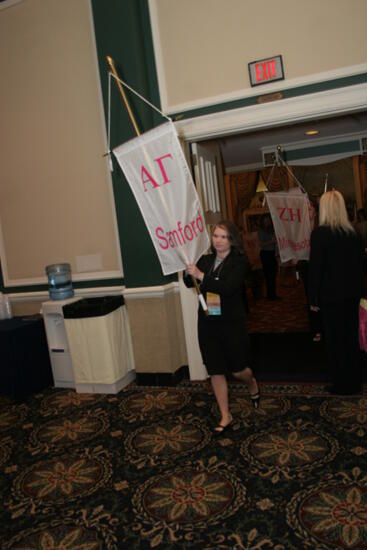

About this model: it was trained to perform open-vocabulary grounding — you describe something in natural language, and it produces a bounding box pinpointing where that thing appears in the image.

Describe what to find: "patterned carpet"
[247,269,309,333]
[1,382,367,549]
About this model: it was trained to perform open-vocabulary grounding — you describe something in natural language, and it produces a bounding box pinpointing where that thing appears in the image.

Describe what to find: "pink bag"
[359,298,367,352]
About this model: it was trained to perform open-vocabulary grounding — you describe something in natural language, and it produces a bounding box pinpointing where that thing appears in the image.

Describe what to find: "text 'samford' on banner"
[113,121,210,275]
[266,189,312,263]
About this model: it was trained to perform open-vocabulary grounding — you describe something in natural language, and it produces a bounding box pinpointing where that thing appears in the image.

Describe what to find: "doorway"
[185,116,367,380]
[177,91,367,378]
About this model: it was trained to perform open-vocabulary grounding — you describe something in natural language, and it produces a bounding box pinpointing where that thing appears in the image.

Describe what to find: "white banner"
[266,189,311,263]
[113,122,210,275]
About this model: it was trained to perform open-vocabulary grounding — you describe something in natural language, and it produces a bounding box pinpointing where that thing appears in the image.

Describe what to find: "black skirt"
[198,317,250,376]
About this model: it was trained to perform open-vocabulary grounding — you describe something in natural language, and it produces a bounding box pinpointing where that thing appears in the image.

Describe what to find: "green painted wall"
[91,0,174,288]
[284,141,360,163]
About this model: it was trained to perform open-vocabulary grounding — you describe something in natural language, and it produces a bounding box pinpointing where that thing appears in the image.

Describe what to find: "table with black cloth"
[0,316,53,401]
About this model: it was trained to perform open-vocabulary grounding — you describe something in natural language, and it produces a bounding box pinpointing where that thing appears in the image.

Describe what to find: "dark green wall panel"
[91,0,174,287]
[284,140,360,162]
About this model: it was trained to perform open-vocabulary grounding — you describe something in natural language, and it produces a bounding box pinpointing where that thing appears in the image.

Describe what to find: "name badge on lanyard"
[206,292,221,316]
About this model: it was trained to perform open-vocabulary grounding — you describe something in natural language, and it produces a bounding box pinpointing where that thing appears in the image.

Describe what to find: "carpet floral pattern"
[1,382,367,549]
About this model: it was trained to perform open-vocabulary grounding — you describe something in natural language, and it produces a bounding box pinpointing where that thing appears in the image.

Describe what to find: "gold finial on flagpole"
[106,55,141,137]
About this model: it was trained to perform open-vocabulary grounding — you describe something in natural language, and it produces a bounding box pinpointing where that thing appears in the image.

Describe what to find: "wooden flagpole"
[106,55,207,310]
[106,56,140,137]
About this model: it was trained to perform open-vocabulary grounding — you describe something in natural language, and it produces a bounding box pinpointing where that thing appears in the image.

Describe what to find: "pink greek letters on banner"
[113,122,210,275]
[277,207,301,223]
[141,154,172,191]
[266,190,311,263]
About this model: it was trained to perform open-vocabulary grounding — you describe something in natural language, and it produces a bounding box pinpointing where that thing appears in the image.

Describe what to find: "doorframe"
[174,83,367,142]
[176,82,367,380]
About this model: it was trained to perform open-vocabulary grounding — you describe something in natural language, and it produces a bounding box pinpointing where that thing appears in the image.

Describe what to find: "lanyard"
[207,256,226,279]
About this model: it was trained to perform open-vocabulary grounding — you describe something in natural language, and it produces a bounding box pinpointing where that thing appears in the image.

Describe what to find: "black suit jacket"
[184,250,250,321]
[308,225,364,306]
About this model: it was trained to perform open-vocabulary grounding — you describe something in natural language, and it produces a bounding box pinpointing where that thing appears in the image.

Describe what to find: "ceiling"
[217,110,367,172]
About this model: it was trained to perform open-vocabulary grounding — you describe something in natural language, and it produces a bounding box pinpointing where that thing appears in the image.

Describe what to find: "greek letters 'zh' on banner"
[266,189,311,263]
[113,122,210,275]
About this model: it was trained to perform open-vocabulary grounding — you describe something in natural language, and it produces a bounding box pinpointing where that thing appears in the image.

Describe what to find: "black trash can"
[63,295,124,319]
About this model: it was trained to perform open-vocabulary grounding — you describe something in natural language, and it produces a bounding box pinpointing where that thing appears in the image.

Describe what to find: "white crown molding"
[261,133,365,167]
[174,83,367,142]
[163,64,367,115]
[228,133,365,172]
[261,131,366,155]
[8,286,125,302]
[2,270,123,288]
[287,153,357,167]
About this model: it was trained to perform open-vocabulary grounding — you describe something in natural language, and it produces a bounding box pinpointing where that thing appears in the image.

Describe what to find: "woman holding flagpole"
[184,220,260,434]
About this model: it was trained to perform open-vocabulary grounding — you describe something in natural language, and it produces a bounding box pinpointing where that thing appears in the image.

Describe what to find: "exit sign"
[248,55,284,87]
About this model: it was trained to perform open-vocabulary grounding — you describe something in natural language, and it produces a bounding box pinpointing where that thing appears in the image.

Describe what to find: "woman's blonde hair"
[319,190,354,233]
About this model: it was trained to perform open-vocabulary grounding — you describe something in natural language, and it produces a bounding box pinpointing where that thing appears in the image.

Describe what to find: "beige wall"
[125,290,187,374]
[150,0,367,111]
[0,0,121,285]
[11,299,44,317]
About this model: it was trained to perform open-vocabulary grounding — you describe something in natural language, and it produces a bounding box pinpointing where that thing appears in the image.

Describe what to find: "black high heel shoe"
[250,389,261,409]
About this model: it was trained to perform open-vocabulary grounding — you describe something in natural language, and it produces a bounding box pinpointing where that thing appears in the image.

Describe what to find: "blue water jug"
[45,263,74,301]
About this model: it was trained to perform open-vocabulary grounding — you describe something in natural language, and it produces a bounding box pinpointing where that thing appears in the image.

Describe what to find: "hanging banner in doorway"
[265,189,311,263]
[113,121,210,275]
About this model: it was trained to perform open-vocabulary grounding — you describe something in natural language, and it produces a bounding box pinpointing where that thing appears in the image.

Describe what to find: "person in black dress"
[308,190,364,395]
[184,220,260,434]
[297,199,322,342]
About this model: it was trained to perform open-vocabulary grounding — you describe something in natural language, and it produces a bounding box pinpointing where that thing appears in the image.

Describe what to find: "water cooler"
[41,297,80,388]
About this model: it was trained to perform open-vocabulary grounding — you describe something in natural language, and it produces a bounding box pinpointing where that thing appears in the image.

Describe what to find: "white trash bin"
[63,296,135,393]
